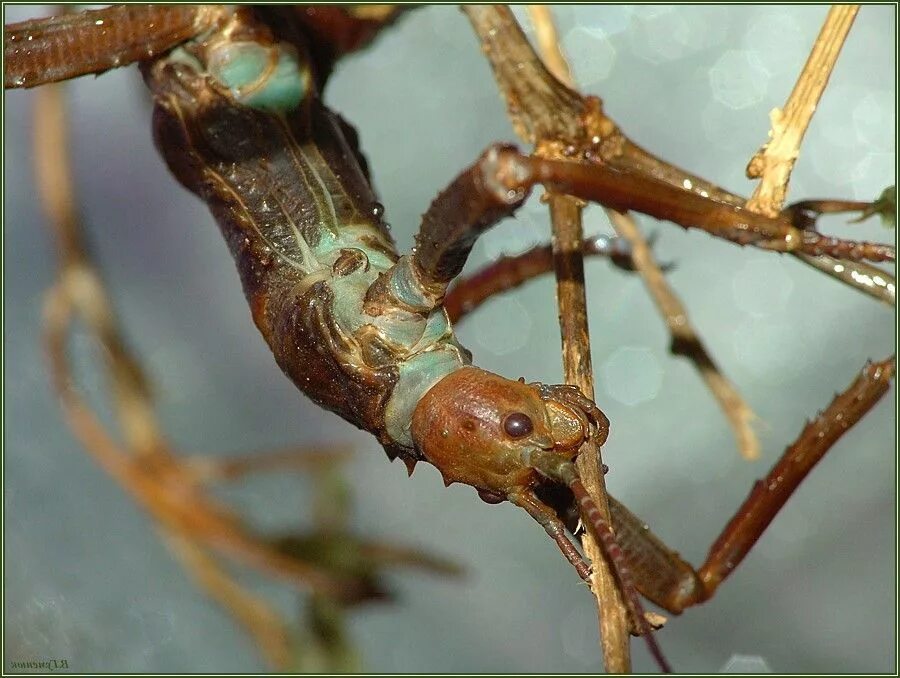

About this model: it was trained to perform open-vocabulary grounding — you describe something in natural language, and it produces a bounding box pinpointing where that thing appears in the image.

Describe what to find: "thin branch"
[186,445,354,483]
[547,201,635,674]
[605,209,760,460]
[162,532,292,670]
[526,5,635,671]
[745,5,860,216]
[527,5,575,89]
[740,7,894,309]
[527,4,759,461]
[467,4,633,670]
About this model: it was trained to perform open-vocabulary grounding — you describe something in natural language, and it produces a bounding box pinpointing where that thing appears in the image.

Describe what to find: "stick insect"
[3,3,896,676]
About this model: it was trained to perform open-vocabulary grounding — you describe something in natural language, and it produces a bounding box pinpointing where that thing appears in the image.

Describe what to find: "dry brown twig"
[464,5,633,671]
[746,5,860,216]
[604,210,761,461]
[743,7,884,307]
[528,6,760,462]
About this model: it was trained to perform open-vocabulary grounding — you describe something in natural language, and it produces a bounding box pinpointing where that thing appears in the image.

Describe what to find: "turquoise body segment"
[384,348,469,447]
[208,41,308,112]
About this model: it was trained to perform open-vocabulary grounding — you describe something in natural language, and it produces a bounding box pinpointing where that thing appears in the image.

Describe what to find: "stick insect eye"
[503,412,534,438]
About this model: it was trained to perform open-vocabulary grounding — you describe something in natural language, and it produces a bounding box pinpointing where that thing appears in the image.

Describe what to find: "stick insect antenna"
[569,475,672,673]
[527,452,671,674]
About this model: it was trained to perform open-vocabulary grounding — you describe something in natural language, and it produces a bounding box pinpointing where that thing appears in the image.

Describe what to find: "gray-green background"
[5,5,896,673]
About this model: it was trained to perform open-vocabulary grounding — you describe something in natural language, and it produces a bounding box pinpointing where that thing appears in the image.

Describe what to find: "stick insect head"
[410,368,672,671]
[410,366,609,498]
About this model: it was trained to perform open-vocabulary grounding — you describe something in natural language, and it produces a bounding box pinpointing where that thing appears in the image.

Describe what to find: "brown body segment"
[143,12,404,454]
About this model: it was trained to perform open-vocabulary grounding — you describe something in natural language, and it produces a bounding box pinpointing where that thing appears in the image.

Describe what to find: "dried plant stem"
[163,532,292,669]
[550,199,633,673]
[41,277,305,667]
[187,445,354,482]
[746,5,859,216]
[527,5,575,89]
[466,5,631,670]
[526,7,632,669]
[741,7,885,312]
[605,209,760,460]
[529,4,760,462]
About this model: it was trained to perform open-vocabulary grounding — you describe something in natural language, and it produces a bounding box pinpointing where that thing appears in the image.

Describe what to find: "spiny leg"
[4,5,225,89]
[372,143,892,318]
[365,144,530,314]
[442,234,666,324]
[521,451,673,673]
[508,489,592,583]
[608,357,896,614]
[367,142,674,315]
[568,478,671,673]
[515,149,895,263]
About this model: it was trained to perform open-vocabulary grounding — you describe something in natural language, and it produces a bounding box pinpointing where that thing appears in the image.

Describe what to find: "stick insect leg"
[609,357,896,614]
[365,144,534,315]
[518,149,894,262]
[371,143,890,318]
[443,235,671,325]
[4,5,224,89]
[508,489,592,583]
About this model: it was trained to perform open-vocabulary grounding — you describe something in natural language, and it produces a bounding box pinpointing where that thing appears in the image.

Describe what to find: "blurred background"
[4,5,896,673]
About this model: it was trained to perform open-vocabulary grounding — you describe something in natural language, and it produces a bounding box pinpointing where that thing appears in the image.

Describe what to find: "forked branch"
[745,5,860,216]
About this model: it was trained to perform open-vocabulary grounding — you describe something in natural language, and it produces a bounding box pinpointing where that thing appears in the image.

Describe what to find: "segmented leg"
[564,472,671,673]
[518,446,672,672]
[796,253,895,306]
[799,232,895,262]
[373,144,892,317]
[4,5,225,89]
[442,235,662,323]
[514,148,895,263]
[508,489,592,582]
[608,357,896,614]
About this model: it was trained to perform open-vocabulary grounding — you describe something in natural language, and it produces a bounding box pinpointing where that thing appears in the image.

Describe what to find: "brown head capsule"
[409,366,606,496]
[409,366,672,672]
